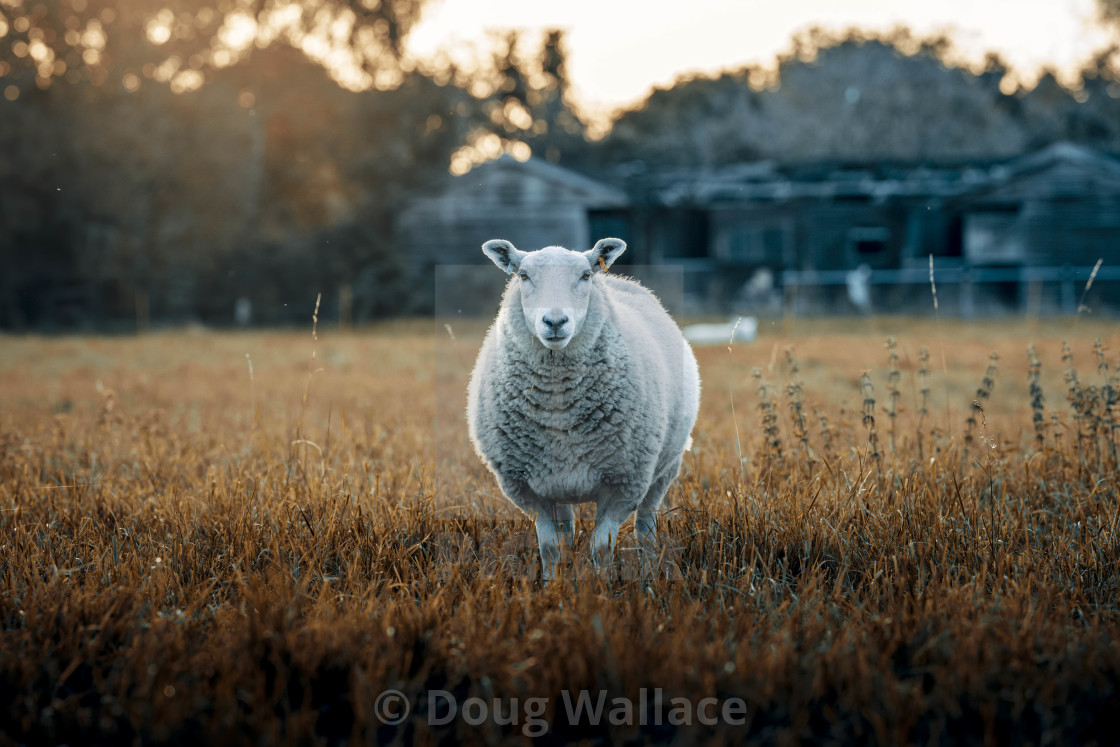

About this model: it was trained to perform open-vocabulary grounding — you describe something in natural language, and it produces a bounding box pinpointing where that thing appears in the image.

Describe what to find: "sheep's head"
[483,238,627,350]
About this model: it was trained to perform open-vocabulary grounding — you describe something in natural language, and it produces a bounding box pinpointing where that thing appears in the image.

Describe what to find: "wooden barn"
[945,143,1120,269]
[619,142,1120,313]
[394,143,1120,314]
[394,154,629,273]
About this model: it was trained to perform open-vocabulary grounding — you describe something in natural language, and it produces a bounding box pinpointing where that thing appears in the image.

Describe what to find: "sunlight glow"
[218,12,258,53]
[449,133,532,175]
[147,23,170,44]
[329,10,355,43]
[406,0,1115,122]
[257,3,301,46]
[146,8,174,45]
[28,39,49,62]
[81,20,105,51]
[503,99,533,130]
[300,32,330,60]
[153,55,181,83]
[28,34,56,80]
[170,69,204,94]
[134,0,416,95]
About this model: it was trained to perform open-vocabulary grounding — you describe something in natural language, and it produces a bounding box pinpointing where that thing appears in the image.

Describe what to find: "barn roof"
[950,142,1120,204]
[1001,142,1120,179]
[637,142,1120,206]
[420,155,629,208]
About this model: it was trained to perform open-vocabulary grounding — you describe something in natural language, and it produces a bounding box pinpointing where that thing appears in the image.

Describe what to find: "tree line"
[2,0,1119,328]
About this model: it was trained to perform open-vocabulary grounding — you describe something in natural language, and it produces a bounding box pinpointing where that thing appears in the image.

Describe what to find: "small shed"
[623,142,1120,312]
[395,155,629,272]
[946,142,1120,268]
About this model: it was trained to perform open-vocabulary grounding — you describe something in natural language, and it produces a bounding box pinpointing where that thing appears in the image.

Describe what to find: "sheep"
[682,316,758,346]
[467,238,701,580]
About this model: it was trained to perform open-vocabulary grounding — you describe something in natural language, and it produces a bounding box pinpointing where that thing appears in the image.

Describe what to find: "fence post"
[783,279,797,319]
[339,283,353,329]
[135,290,150,333]
[1060,264,1076,314]
[959,267,974,319]
[1025,278,1042,318]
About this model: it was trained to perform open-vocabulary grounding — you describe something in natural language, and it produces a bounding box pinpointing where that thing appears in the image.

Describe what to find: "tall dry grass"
[1,317,1118,745]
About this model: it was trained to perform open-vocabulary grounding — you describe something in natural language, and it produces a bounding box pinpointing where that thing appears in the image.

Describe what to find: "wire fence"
[778,263,1117,317]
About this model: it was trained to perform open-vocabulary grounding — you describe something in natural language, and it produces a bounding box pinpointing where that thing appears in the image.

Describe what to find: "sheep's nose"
[542,313,569,331]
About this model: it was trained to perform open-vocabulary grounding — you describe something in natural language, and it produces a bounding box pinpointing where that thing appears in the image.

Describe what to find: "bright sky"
[406,0,1113,119]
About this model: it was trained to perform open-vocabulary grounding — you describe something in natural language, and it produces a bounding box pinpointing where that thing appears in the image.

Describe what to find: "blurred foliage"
[1102,0,1120,27]
[0,0,429,94]
[2,7,1120,328]
[483,29,589,164]
[594,26,1120,169]
[0,1,590,328]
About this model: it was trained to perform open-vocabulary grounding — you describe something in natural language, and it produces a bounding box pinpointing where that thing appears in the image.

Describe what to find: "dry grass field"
[1,315,1119,745]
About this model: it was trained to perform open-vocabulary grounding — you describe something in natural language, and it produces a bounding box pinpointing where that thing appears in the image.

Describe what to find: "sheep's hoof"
[660,559,684,582]
[590,555,617,582]
[539,563,561,584]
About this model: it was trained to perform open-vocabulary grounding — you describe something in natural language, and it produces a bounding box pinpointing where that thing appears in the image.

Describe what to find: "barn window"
[964,206,1023,264]
[846,227,891,267]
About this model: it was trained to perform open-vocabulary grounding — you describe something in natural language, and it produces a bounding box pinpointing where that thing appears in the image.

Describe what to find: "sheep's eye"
[580,271,591,281]
[519,272,529,281]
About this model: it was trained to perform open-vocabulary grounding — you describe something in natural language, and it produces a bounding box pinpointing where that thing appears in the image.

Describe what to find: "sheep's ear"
[585,238,626,272]
[482,239,526,274]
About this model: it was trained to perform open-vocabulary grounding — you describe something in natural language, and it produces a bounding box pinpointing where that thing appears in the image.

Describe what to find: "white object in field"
[467,238,701,581]
[682,316,758,345]
[234,297,252,326]
[846,264,873,312]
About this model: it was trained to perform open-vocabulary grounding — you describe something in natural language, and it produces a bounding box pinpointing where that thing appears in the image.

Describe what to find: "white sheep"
[467,238,701,579]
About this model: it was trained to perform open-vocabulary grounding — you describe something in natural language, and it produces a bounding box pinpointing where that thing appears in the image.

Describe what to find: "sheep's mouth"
[540,334,571,349]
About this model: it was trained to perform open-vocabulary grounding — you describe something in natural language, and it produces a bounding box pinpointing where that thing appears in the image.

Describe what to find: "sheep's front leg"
[634,507,657,545]
[534,503,575,582]
[495,478,573,582]
[591,498,639,575]
[635,470,676,547]
[633,506,661,580]
[590,520,619,574]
